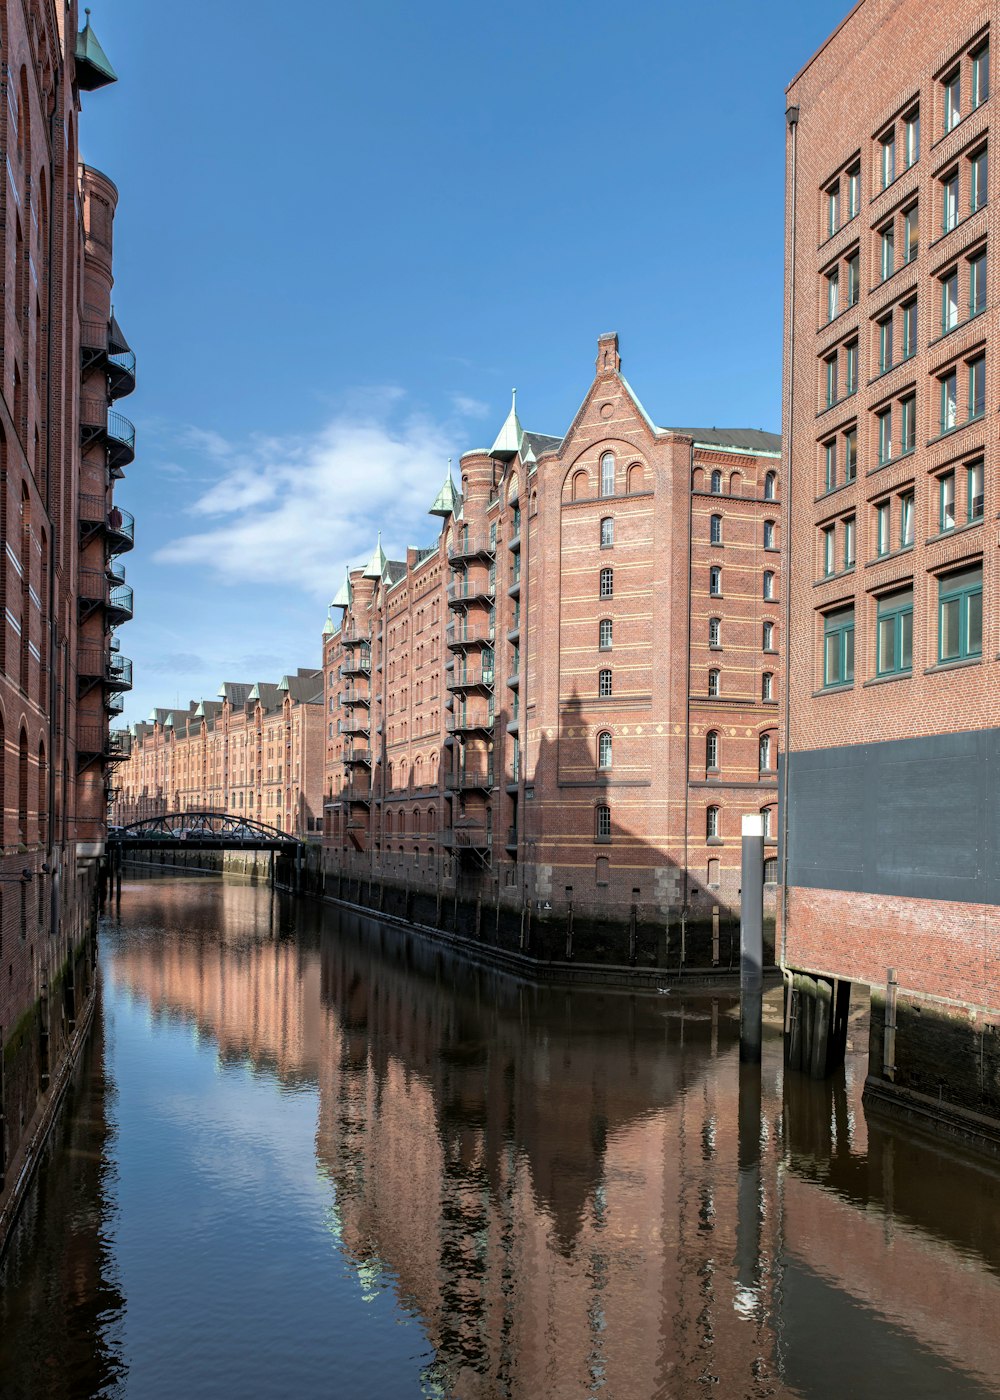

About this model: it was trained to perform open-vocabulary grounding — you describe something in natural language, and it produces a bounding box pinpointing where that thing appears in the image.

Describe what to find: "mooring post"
[269,850,275,888]
[0,1021,6,1191]
[565,896,574,961]
[883,967,898,1082]
[735,1059,763,1303]
[712,904,720,966]
[740,814,764,1064]
[114,846,122,909]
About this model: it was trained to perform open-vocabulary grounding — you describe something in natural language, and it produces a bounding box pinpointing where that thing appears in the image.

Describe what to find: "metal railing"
[80,398,136,468]
[340,654,371,676]
[445,666,494,690]
[78,494,136,551]
[76,725,132,759]
[344,749,372,766]
[445,769,494,790]
[445,710,494,733]
[339,688,370,706]
[450,826,492,849]
[447,533,496,563]
[445,621,496,648]
[78,567,106,602]
[447,577,495,603]
[108,582,134,622]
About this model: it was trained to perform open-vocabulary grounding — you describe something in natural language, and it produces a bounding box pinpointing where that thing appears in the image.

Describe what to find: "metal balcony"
[445,710,494,736]
[80,396,136,474]
[78,494,136,554]
[339,688,370,707]
[107,652,133,691]
[344,749,372,767]
[448,826,492,850]
[445,768,494,792]
[445,620,496,650]
[80,318,137,400]
[107,556,126,586]
[446,576,495,607]
[108,582,134,625]
[340,627,369,647]
[76,725,132,763]
[106,691,125,716]
[448,532,496,564]
[340,654,371,677]
[341,716,370,738]
[445,666,494,692]
[342,785,371,805]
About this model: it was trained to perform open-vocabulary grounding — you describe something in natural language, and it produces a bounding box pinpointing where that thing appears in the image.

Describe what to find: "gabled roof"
[663,426,782,455]
[283,669,324,704]
[384,560,407,585]
[217,682,254,707]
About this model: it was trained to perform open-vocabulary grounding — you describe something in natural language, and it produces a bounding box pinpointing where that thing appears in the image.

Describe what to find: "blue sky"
[80,0,850,725]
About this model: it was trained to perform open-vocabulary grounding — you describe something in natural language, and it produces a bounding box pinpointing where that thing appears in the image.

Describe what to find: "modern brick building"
[322,335,782,963]
[117,668,325,839]
[783,1,1000,1129]
[0,3,134,1213]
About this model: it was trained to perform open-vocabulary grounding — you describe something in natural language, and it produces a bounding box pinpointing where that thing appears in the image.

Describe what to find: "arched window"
[763,620,775,650]
[600,568,613,598]
[707,805,721,839]
[761,806,776,839]
[385,810,393,835]
[710,470,722,494]
[627,463,645,494]
[764,519,776,548]
[707,857,720,887]
[37,739,47,847]
[600,517,614,547]
[710,514,723,544]
[599,669,612,697]
[595,805,611,841]
[600,453,615,498]
[18,727,28,844]
[762,671,774,701]
[598,731,612,769]
[760,731,776,773]
[706,730,719,770]
[709,617,721,647]
[709,566,722,596]
[572,469,588,501]
[764,471,777,501]
[763,570,776,600]
[708,669,720,697]
[729,471,743,495]
[764,856,778,884]
[599,618,613,650]
[413,808,421,834]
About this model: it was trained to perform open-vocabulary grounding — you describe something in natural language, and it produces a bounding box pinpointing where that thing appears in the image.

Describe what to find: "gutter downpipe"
[681,438,694,967]
[779,103,800,973]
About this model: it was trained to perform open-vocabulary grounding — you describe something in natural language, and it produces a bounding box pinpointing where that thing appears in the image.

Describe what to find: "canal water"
[1,877,1000,1400]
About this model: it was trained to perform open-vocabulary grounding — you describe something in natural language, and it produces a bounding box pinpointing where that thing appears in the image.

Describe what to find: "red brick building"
[323,335,782,962]
[783,1,1000,1129]
[117,669,325,840]
[0,3,134,1212]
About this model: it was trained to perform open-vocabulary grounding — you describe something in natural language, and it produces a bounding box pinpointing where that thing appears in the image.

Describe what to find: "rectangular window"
[877,407,893,464]
[942,170,959,232]
[827,184,840,237]
[847,252,860,306]
[825,439,837,492]
[901,298,918,359]
[900,490,914,547]
[942,268,960,331]
[823,607,855,687]
[970,250,987,316]
[600,517,614,547]
[944,70,961,132]
[900,394,916,454]
[822,526,835,576]
[939,564,983,661]
[844,514,856,568]
[709,566,721,596]
[940,371,958,432]
[827,267,840,321]
[881,131,896,188]
[903,203,919,262]
[968,459,985,520]
[940,471,956,530]
[825,354,838,407]
[847,163,861,218]
[845,340,858,395]
[596,805,611,840]
[971,147,988,211]
[877,588,914,676]
[880,225,895,280]
[969,353,986,419]
[878,315,894,373]
[876,500,891,555]
[844,427,858,482]
[904,109,920,168]
[972,43,990,109]
[598,669,613,697]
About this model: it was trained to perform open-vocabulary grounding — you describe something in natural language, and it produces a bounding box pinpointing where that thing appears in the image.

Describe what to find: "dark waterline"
[1,875,999,1399]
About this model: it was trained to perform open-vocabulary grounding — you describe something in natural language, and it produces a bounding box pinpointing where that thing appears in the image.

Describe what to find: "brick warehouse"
[116,669,325,840]
[322,334,782,966]
[783,1,1000,1133]
[0,2,135,1219]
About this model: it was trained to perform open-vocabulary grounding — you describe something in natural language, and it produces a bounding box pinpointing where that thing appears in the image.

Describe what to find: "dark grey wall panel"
[786,728,999,905]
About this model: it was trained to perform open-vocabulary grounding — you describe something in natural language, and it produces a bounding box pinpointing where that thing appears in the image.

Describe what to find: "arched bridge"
[107,812,303,853]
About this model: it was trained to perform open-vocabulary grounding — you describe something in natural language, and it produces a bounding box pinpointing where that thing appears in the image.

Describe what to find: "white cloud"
[154,397,458,599]
[450,393,490,420]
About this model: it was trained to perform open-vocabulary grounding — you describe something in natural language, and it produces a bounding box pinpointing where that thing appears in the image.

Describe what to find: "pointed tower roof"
[75,9,118,91]
[322,610,336,636]
[490,389,523,460]
[429,460,460,518]
[331,569,352,610]
[362,532,387,580]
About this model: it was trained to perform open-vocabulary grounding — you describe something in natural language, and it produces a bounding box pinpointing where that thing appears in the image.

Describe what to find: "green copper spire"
[429,459,460,518]
[362,532,387,580]
[490,388,522,460]
[331,569,352,610]
[75,9,118,91]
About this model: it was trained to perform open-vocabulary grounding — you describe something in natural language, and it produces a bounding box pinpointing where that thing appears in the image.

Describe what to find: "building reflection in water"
[105,881,1000,1399]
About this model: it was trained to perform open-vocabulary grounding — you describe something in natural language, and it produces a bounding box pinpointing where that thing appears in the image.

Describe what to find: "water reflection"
[2,877,1000,1399]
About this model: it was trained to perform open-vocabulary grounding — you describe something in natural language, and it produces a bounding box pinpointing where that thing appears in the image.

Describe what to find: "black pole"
[740,814,764,1063]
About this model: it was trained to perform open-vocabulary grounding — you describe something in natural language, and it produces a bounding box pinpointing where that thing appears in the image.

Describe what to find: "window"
[710,513,723,544]
[942,169,959,232]
[763,619,775,651]
[844,514,856,568]
[599,617,613,650]
[903,203,919,263]
[761,807,775,840]
[827,184,840,237]
[827,267,840,321]
[878,315,894,373]
[942,268,960,332]
[971,146,988,211]
[709,566,722,596]
[939,564,983,661]
[970,250,987,316]
[904,108,920,168]
[598,731,612,769]
[900,491,914,547]
[600,516,614,547]
[880,224,894,280]
[823,607,855,687]
[845,426,858,482]
[825,353,838,407]
[876,587,914,676]
[596,805,611,841]
[900,394,916,454]
[877,407,893,465]
[598,668,612,698]
[763,570,776,600]
[706,730,719,770]
[847,163,861,218]
[759,733,773,772]
[972,42,990,109]
[824,439,837,492]
[876,499,891,556]
[764,857,778,885]
[708,617,721,647]
[968,459,985,520]
[600,453,615,497]
[763,521,775,550]
[710,470,722,494]
[845,339,858,396]
[764,471,776,501]
[600,567,613,598]
[707,857,720,888]
[822,526,835,576]
[940,371,958,433]
[706,806,720,840]
[762,672,774,702]
[708,668,720,697]
[969,353,986,419]
[880,130,896,189]
[901,299,918,359]
[944,69,961,132]
[596,856,610,886]
[847,251,860,306]
[940,471,956,531]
